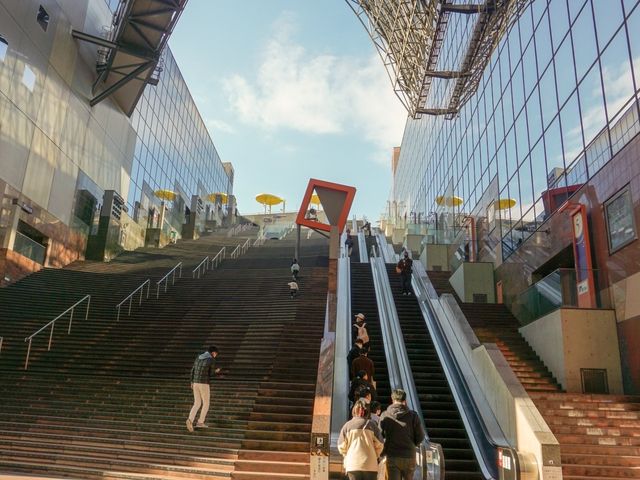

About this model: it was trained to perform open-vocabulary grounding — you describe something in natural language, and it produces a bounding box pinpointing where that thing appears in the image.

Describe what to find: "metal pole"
[116,305,121,322]
[25,339,32,370]
[68,308,74,334]
[85,296,91,321]
[128,296,133,315]
[48,322,54,351]
[139,287,143,305]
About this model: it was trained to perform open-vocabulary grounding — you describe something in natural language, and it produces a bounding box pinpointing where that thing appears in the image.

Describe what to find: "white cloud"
[222,13,407,161]
[206,118,236,134]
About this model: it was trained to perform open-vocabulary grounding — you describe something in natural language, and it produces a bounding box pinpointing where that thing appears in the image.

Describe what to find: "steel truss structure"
[72,0,188,116]
[346,0,531,118]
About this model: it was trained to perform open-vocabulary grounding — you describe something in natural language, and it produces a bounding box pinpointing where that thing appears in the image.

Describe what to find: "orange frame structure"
[295,179,356,233]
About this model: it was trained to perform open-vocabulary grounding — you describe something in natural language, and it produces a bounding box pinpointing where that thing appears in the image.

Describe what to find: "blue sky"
[169,0,408,222]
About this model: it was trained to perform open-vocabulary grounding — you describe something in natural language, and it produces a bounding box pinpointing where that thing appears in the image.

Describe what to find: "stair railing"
[240,238,250,255]
[253,236,265,247]
[229,243,241,259]
[211,247,226,268]
[115,279,150,321]
[156,262,182,298]
[0,336,3,354]
[192,256,209,279]
[24,295,91,370]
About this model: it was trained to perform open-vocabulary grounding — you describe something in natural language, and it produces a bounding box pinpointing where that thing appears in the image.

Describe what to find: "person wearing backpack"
[396,251,413,296]
[338,399,384,480]
[291,258,300,280]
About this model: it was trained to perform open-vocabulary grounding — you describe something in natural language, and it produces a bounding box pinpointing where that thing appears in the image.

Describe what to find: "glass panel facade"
[393,0,640,260]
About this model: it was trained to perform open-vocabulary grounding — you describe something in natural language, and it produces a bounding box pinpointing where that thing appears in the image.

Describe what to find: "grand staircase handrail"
[156,262,182,298]
[240,238,251,255]
[229,243,241,259]
[115,279,150,321]
[412,261,523,479]
[23,294,91,370]
[369,255,443,480]
[192,256,210,279]
[211,246,226,267]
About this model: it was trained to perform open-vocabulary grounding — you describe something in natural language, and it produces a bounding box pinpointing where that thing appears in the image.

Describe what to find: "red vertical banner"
[571,204,596,308]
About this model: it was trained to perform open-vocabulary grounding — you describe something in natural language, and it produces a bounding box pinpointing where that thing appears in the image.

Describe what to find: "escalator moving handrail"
[370,257,442,480]
[413,263,505,480]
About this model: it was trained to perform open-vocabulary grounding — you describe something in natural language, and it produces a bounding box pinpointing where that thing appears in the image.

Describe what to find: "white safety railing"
[211,247,226,268]
[24,295,91,370]
[229,243,241,259]
[116,279,150,321]
[156,262,182,298]
[253,235,266,247]
[192,256,209,279]
[240,238,250,255]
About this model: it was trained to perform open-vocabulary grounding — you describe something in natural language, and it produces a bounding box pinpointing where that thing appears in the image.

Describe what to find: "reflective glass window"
[559,92,583,166]
[578,64,607,146]
[535,11,553,71]
[600,28,635,121]
[522,42,538,99]
[554,36,576,105]
[592,0,624,47]
[572,4,598,81]
[626,4,640,91]
[538,64,558,128]
[527,90,543,146]
[549,0,570,51]
[568,0,588,23]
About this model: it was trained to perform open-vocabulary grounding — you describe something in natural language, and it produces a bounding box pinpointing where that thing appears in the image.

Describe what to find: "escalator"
[385,264,484,480]
[350,263,391,407]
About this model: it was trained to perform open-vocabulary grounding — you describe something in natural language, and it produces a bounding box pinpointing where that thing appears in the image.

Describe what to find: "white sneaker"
[195,423,209,429]
[186,419,194,432]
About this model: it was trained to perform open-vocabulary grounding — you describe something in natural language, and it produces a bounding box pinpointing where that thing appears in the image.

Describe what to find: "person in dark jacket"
[347,338,364,377]
[380,389,425,480]
[349,370,377,403]
[396,252,413,296]
[351,348,375,385]
[186,345,220,432]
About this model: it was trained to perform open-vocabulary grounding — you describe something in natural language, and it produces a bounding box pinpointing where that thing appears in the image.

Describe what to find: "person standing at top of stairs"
[186,345,220,432]
[396,252,413,296]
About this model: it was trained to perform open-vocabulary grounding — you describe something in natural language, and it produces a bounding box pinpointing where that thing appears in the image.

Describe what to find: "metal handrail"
[0,336,3,354]
[156,262,183,298]
[253,236,265,247]
[116,279,150,321]
[24,295,91,370]
[229,243,241,259]
[211,247,226,268]
[241,238,250,255]
[192,256,209,279]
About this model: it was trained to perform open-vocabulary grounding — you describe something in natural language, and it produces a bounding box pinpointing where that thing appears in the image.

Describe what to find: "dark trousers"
[386,456,416,480]
[401,273,412,294]
[347,472,377,480]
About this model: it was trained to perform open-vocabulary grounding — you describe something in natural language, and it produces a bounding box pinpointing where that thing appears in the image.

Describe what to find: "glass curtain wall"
[394,0,640,259]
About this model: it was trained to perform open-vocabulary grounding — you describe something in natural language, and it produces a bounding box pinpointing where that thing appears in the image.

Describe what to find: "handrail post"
[48,322,54,351]
[67,307,74,334]
[0,336,3,354]
[116,305,121,322]
[25,339,32,370]
[85,296,91,321]
[128,295,133,315]
[157,284,160,299]
[139,286,144,305]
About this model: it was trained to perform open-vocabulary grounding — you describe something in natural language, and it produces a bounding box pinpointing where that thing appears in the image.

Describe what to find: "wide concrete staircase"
[428,270,640,479]
[0,229,328,479]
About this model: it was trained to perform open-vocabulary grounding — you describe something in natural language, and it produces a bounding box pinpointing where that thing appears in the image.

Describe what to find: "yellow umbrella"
[494,198,517,210]
[255,193,284,213]
[208,192,228,204]
[435,195,463,207]
[154,189,176,201]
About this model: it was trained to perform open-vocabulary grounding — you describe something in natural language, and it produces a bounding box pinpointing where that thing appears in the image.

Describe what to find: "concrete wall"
[520,308,623,393]
[450,262,496,303]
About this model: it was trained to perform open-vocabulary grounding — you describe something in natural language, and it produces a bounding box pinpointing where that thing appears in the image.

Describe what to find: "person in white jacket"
[338,399,384,480]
